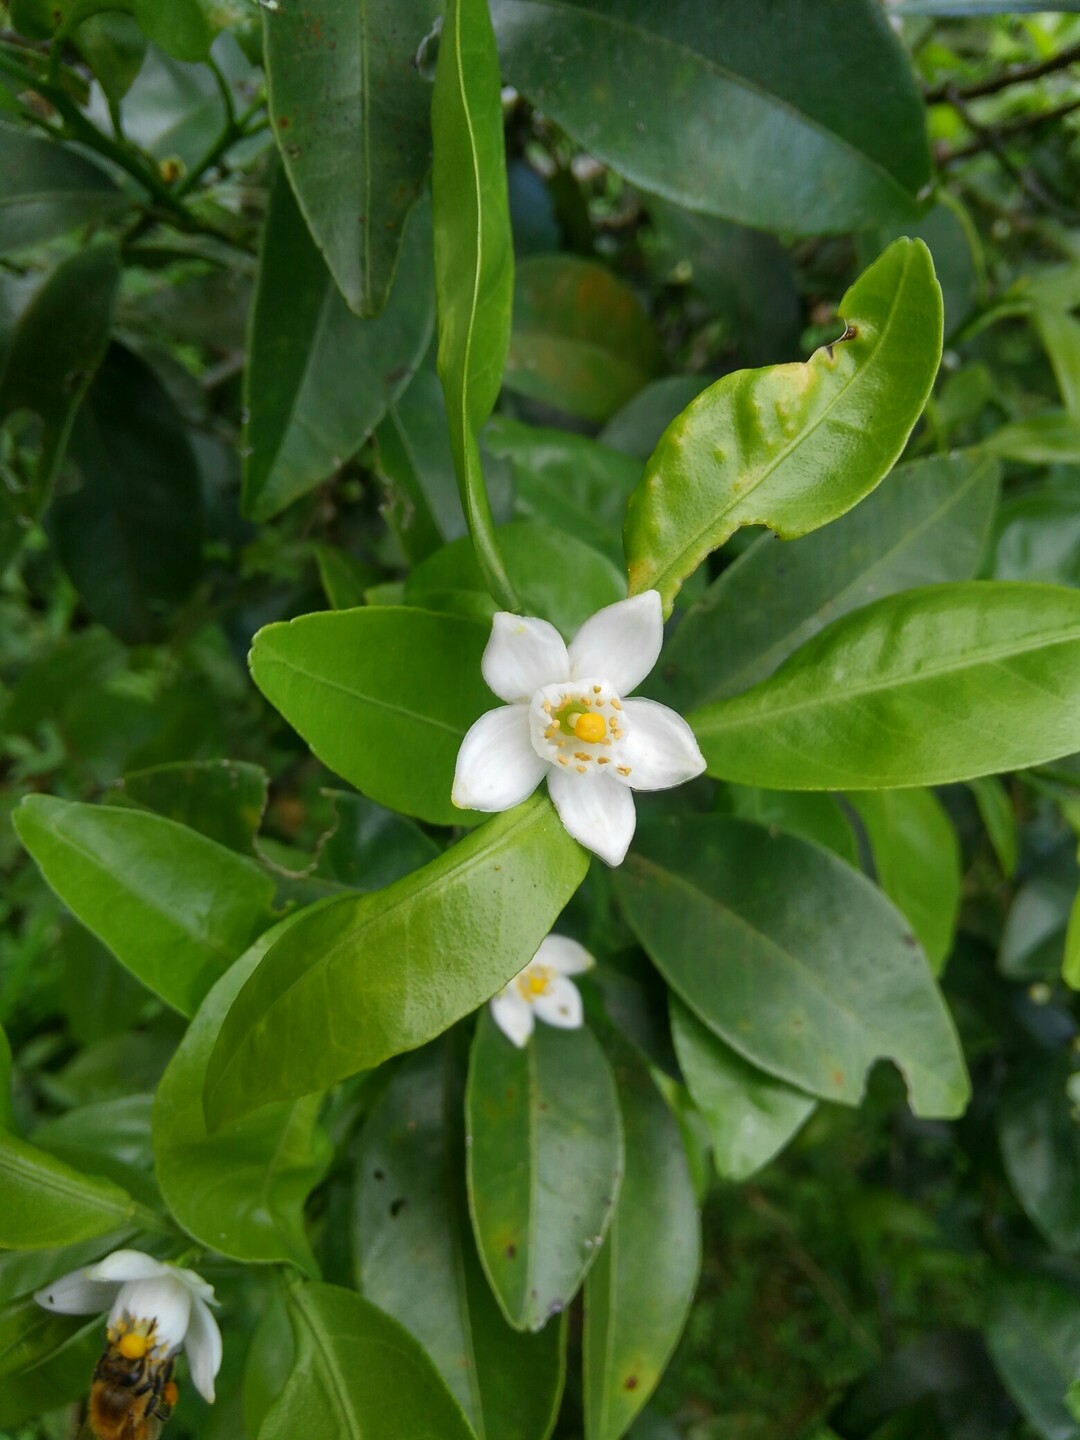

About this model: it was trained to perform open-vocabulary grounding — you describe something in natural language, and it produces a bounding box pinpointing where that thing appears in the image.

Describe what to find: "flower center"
[572,711,607,743]
[518,964,553,1001]
[119,1332,149,1361]
[529,678,628,774]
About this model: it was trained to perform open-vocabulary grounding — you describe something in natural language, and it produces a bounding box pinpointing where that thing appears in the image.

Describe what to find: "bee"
[79,1330,179,1440]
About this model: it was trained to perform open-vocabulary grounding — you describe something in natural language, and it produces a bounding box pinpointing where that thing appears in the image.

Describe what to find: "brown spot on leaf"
[624,1375,639,1391]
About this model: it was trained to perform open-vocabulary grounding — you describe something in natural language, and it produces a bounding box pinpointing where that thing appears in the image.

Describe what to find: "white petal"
[184,1295,223,1403]
[547,768,637,867]
[170,1264,217,1307]
[110,1275,192,1355]
[482,612,570,702]
[85,1250,172,1285]
[452,705,546,812]
[533,974,584,1029]
[491,989,535,1047]
[568,591,662,695]
[34,1270,119,1315]
[534,934,594,975]
[614,699,707,791]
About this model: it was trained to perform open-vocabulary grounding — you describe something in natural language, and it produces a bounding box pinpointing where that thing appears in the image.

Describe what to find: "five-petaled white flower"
[452,590,706,866]
[491,934,594,1047]
[35,1249,222,1403]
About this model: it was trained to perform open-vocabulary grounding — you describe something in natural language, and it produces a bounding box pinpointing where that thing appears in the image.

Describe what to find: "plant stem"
[924,40,1080,104]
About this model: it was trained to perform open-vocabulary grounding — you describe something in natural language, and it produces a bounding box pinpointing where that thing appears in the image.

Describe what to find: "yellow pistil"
[119,1332,150,1361]
[573,711,607,744]
[520,966,553,999]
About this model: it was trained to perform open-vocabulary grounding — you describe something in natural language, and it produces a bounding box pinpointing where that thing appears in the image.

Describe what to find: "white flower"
[491,934,594,1047]
[452,591,706,866]
[35,1249,222,1403]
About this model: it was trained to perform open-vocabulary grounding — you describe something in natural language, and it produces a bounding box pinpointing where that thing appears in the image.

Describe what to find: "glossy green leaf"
[994,486,1080,588]
[32,1095,159,1210]
[487,417,642,567]
[504,256,662,422]
[467,1012,622,1331]
[406,523,626,639]
[205,794,589,1127]
[655,452,1000,711]
[51,343,203,644]
[849,789,961,974]
[670,999,816,1183]
[314,791,440,891]
[375,362,468,551]
[986,1273,1080,1440]
[689,582,1080,791]
[1036,310,1080,419]
[74,13,147,104]
[314,545,379,610]
[583,1034,700,1440]
[154,912,332,1272]
[491,0,930,234]
[968,775,1019,878]
[725,786,858,866]
[134,0,214,59]
[243,169,435,521]
[0,126,127,253]
[999,1059,1080,1255]
[0,241,120,554]
[0,1025,12,1133]
[108,760,269,855]
[260,1281,477,1440]
[14,796,276,1018]
[0,1128,137,1249]
[625,239,943,611]
[432,0,518,610]
[356,1041,566,1437]
[1002,875,1072,984]
[59,924,148,1048]
[248,607,492,826]
[0,1298,100,1427]
[615,817,969,1116]
[263,0,441,317]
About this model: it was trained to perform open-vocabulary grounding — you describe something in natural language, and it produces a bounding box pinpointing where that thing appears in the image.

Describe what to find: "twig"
[943,84,1080,223]
[925,40,1080,104]
[941,95,1080,165]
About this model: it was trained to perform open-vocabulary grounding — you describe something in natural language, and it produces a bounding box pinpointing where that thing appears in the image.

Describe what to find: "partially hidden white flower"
[452,590,706,866]
[35,1249,222,1403]
[491,934,594,1047]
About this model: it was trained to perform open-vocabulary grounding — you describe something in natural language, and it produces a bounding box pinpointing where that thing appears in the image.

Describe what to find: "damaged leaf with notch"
[624,237,942,612]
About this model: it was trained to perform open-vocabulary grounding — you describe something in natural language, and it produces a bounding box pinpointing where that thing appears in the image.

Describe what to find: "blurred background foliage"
[4,3,1080,1438]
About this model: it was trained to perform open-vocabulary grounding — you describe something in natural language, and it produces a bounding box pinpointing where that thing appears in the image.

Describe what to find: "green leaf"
[314,791,440,891]
[0,1128,136,1249]
[14,796,276,1018]
[248,607,492,827]
[583,1034,700,1440]
[487,417,643,568]
[134,0,214,60]
[0,1298,100,1427]
[599,377,709,461]
[504,256,662,422]
[314,545,379,610]
[75,14,147,104]
[0,241,120,555]
[356,1041,566,1438]
[689,582,1080,791]
[260,1281,478,1440]
[999,1059,1080,1255]
[406,523,626,639]
[467,1012,623,1331]
[0,126,127,253]
[1035,309,1080,420]
[725,787,858,866]
[849,789,961,974]
[263,0,441,317]
[50,343,203,644]
[492,0,931,235]
[615,816,969,1117]
[204,794,589,1127]
[980,413,1080,466]
[655,452,1000,712]
[986,1273,1080,1440]
[625,238,943,611]
[243,169,435,522]
[968,775,1019,879]
[0,1232,131,1310]
[432,0,518,610]
[375,362,468,551]
[32,1095,159,1210]
[0,1025,12,1133]
[108,760,269,855]
[670,999,816,1183]
[154,911,332,1272]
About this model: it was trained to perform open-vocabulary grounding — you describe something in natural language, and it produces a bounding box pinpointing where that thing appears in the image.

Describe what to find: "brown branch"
[942,84,1080,222]
[925,40,1080,104]
[941,95,1080,165]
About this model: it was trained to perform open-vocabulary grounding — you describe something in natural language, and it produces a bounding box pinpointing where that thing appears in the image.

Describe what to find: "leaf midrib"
[257,646,465,737]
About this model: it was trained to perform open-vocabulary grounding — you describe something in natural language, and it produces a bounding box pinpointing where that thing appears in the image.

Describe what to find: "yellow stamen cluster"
[519,965,553,1000]
[539,689,629,773]
[119,1332,150,1361]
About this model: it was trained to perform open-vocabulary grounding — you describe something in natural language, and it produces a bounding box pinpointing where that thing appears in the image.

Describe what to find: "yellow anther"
[592,685,602,694]
[597,756,610,764]
[617,765,632,776]
[576,765,587,773]
[119,1333,149,1361]
[164,1381,179,1407]
[573,712,607,744]
[610,699,622,710]
[573,752,591,762]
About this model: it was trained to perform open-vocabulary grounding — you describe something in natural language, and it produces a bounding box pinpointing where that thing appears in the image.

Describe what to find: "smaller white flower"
[35,1249,222,1403]
[490,934,595,1047]
[452,590,706,866]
